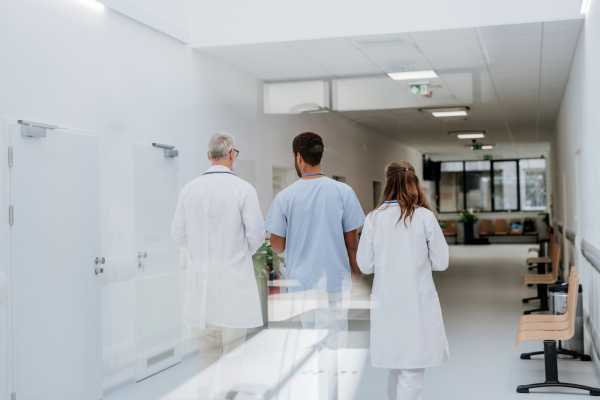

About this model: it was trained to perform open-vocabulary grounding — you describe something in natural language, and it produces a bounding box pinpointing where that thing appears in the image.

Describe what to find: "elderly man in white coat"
[171,132,266,378]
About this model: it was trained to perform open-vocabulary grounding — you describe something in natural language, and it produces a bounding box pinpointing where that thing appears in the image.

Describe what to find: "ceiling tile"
[543,30,580,45]
[410,28,476,42]
[430,58,486,70]
[286,38,355,51]
[425,49,484,61]
[482,34,541,49]
[477,22,542,38]
[416,40,480,53]
[228,42,295,55]
[543,19,583,33]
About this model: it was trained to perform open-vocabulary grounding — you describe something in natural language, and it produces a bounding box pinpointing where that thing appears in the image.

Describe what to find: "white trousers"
[295,290,351,400]
[387,368,425,400]
[198,324,247,372]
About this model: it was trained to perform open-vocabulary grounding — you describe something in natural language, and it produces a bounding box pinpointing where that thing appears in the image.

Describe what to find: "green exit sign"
[409,83,430,96]
[483,155,493,160]
[471,144,483,150]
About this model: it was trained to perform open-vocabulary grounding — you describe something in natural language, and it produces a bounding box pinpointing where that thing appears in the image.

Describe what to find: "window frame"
[435,158,545,214]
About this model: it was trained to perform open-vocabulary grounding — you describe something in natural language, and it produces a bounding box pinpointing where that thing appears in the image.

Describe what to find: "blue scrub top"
[264,176,365,293]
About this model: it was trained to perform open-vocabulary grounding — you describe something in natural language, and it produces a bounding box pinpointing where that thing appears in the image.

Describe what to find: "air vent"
[147,348,174,367]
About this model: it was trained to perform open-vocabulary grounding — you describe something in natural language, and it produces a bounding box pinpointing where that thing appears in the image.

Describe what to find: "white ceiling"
[197,19,582,159]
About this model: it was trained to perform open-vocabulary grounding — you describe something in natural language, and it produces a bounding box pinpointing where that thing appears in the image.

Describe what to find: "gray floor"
[105,244,600,400]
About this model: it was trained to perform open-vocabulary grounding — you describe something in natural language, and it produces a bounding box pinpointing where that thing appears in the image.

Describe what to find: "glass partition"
[493,161,519,211]
[519,159,547,211]
[439,162,464,212]
[465,161,491,211]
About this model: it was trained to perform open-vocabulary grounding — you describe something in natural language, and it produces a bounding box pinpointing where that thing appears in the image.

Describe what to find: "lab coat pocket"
[219,253,252,290]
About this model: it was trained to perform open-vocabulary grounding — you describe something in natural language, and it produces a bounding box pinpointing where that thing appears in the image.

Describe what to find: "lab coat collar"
[206,165,232,173]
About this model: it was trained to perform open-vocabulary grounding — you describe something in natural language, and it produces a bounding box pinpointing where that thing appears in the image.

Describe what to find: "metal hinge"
[9,205,14,226]
[8,147,13,167]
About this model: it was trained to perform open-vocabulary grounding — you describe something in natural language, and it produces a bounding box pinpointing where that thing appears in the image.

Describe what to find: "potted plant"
[252,240,284,328]
[458,209,479,244]
[538,211,550,227]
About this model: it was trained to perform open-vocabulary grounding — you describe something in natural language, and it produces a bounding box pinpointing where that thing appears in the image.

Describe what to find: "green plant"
[438,219,447,230]
[538,212,550,226]
[252,240,284,277]
[458,210,479,224]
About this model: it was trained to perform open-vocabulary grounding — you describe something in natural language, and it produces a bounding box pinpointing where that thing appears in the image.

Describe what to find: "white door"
[132,144,181,381]
[9,124,102,400]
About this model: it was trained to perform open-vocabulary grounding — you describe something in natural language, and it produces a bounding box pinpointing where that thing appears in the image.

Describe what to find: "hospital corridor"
[1,1,600,400]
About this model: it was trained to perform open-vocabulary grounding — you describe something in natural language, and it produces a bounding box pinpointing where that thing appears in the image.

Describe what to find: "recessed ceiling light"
[457,133,485,139]
[481,145,494,150]
[433,111,467,117]
[387,70,438,81]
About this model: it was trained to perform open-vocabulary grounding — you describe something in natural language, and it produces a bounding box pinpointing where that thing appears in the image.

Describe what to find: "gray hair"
[208,132,235,160]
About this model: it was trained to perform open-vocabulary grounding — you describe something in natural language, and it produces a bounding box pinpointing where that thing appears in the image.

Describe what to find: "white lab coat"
[357,205,449,369]
[171,165,266,330]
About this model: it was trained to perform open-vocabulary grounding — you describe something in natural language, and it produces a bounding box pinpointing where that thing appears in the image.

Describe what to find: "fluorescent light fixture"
[457,133,485,139]
[481,145,494,150]
[77,0,105,11]
[581,0,591,13]
[433,111,467,117]
[421,106,469,118]
[387,70,438,81]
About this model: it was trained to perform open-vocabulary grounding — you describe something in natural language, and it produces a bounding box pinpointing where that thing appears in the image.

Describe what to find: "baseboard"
[102,366,136,396]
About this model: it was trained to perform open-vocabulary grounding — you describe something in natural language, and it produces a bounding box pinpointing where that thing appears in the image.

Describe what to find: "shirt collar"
[206,165,232,173]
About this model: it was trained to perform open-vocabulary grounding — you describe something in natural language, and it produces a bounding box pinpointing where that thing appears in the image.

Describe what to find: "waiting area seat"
[479,220,493,236]
[495,219,508,235]
[442,220,457,244]
[515,267,600,395]
[522,237,559,314]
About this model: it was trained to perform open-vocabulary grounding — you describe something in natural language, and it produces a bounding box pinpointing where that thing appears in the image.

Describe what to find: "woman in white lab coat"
[357,160,449,400]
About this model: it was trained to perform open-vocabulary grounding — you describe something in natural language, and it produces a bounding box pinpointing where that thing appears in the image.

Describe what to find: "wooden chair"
[480,220,493,236]
[509,218,523,235]
[524,218,539,242]
[515,269,599,395]
[495,219,508,235]
[522,242,560,314]
[526,231,554,266]
[443,220,457,244]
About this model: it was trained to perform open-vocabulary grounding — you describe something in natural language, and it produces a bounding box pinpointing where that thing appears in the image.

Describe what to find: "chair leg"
[557,342,593,361]
[520,351,544,359]
[522,296,540,304]
[517,341,600,395]
[524,284,548,314]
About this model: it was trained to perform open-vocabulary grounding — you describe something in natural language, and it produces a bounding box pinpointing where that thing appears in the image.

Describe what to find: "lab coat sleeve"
[357,214,375,275]
[426,212,449,271]
[242,186,267,255]
[171,190,188,248]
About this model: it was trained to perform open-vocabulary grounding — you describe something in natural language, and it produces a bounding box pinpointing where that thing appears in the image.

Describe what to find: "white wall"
[190,0,583,47]
[553,1,600,372]
[0,0,421,396]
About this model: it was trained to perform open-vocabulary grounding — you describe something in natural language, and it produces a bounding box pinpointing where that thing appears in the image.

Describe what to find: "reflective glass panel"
[465,161,491,211]
[439,162,464,212]
[493,161,518,210]
[519,159,547,211]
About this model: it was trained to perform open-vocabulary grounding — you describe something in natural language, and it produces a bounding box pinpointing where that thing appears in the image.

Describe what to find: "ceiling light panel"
[432,111,467,117]
[457,133,485,139]
[387,70,438,80]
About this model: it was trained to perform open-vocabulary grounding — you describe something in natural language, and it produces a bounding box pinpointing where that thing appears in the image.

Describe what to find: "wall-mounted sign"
[483,155,493,160]
[409,83,430,96]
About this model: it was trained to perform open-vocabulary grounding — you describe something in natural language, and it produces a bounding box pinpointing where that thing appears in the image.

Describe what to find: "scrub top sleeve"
[242,186,267,255]
[342,188,366,233]
[426,211,449,271]
[171,191,188,248]
[357,214,375,275]
[263,195,287,238]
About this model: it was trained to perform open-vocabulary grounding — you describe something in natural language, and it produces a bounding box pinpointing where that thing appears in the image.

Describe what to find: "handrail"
[582,239,600,274]
[566,229,576,246]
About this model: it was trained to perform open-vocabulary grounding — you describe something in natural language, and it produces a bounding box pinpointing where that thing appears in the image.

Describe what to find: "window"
[519,159,547,211]
[439,162,464,212]
[493,161,518,211]
[465,161,491,212]
[434,158,547,213]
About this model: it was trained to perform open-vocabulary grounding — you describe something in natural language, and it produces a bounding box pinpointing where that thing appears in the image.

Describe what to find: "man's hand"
[343,229,361,290]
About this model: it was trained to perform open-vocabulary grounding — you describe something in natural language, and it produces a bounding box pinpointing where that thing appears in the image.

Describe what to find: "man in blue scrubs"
[264,132,365,399]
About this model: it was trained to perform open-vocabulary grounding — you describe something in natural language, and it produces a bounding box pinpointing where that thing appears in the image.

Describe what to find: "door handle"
[95,257,105,275]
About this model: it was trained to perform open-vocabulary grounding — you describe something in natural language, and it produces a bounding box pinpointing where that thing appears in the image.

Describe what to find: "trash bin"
[549,283,584,354]
[539,240,549,258]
